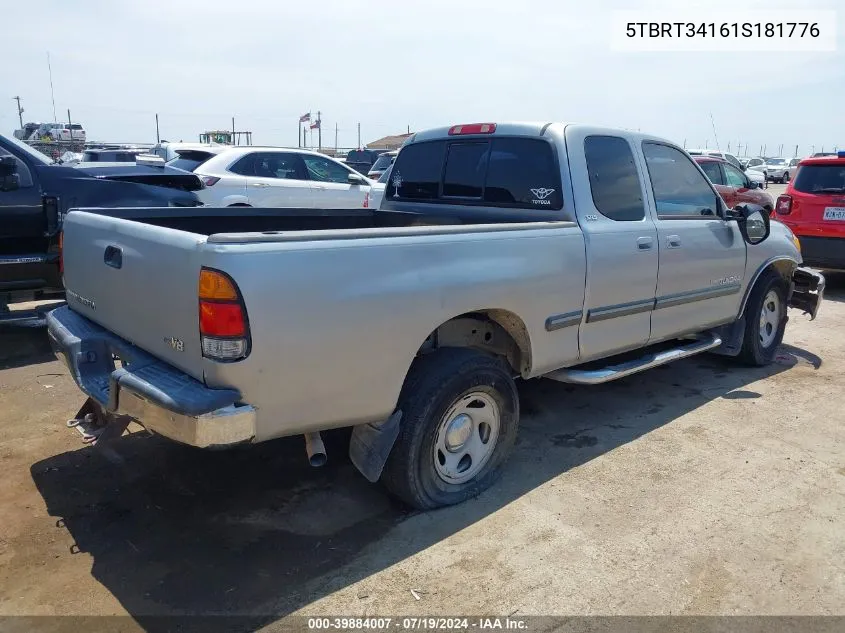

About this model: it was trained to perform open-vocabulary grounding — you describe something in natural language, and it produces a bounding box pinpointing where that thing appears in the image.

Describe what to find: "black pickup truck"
[0,133,203,323]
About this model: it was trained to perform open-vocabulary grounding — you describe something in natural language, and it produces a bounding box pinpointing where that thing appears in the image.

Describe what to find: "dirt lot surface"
[0,270,843,630]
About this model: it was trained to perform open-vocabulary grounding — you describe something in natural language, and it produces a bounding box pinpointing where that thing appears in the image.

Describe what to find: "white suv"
[194,147,375,208]
[29,122,86,142]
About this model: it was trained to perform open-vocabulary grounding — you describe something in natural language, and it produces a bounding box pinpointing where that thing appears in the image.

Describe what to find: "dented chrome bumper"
[789,267,825,320]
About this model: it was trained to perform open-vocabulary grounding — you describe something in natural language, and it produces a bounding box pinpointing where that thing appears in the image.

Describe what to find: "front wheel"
[737,272,788,366]
[381,348,519,510]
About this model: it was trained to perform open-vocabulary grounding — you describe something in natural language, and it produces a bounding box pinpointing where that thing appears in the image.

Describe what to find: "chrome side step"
[544,334,722,385]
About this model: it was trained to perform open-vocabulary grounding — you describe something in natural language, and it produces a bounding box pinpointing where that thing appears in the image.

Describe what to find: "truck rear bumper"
[46,306,255,448]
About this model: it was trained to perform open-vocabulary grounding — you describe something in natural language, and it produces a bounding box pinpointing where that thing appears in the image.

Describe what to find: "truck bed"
[59,206,585,441]
[80,204,560,236]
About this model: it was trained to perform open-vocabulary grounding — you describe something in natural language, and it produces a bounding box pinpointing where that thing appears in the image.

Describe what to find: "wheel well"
[416,310,532,376]
[740,259,796,317]
[228,203,252,207]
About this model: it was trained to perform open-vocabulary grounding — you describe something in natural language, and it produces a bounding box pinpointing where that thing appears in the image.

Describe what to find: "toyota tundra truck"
[47,122,824,510]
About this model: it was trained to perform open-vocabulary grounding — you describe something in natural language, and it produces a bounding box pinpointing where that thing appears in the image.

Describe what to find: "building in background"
[366,133,413,151]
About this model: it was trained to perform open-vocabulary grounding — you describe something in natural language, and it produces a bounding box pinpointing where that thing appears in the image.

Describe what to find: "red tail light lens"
[58,231,64,275]
[199,302,246,337]
[776,195,793,215]
[448,123,497,135]
[201,176,220,187]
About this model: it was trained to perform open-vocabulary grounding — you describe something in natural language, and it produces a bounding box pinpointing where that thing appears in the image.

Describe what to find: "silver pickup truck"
[47,122,824,509]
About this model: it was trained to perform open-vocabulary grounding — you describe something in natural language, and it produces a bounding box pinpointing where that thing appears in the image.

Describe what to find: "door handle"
[667,235,682,248]
[636,236,653,250]
[251,182,270,188]
[104,245,122,269]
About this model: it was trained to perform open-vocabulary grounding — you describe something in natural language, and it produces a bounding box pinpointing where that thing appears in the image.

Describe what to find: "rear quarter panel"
[201,225,586,441]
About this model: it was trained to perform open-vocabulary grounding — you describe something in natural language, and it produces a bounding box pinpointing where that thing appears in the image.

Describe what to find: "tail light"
[363,191,370,208]
[198,268,250,361]
[58,231,64,275]
[776,195,792,215]
[201,176,220,187]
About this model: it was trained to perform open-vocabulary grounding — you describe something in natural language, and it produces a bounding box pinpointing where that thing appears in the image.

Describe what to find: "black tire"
[783,172,790,183]
[737,272,788,366]
[381,348,519,510]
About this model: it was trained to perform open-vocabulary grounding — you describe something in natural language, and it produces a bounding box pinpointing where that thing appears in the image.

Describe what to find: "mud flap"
[789,267,825,320]
[349,410,402,483]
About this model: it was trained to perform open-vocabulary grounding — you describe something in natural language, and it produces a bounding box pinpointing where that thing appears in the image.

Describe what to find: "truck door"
[639,142,746,343]
[565,130,659,362]
[0,148,43,253]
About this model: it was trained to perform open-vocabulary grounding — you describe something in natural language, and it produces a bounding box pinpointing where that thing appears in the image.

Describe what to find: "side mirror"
[0,156,20,192]
[728,203,770,245]
[348,173,367,185]
[748,180,759,189]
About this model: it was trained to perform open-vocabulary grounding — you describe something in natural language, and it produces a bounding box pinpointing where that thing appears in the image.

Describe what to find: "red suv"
[775,152,845,270]
[694,156,774,211]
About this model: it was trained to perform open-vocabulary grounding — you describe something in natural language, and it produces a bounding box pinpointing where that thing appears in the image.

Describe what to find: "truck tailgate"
[61,210,206,381]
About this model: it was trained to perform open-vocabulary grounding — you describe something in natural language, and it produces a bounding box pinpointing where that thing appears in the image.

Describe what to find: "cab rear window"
[793,164,845,194]
[386,137,562,210]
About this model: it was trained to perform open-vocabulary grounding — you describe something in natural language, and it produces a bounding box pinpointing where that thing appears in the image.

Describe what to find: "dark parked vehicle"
[344,149,386,175]
[81,148,148,163]
[0,133,203,322]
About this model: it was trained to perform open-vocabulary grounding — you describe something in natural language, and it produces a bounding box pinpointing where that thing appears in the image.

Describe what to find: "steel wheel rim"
[433,391,500,485]
[759,289,781,348]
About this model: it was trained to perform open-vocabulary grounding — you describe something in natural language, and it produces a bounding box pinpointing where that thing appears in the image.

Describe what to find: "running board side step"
[544,334,722,385]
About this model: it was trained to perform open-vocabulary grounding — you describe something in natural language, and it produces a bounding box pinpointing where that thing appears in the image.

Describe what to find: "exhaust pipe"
[304,432,327,467]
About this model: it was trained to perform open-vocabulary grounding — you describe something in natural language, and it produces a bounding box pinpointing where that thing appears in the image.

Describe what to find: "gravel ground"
[0,269,842,630]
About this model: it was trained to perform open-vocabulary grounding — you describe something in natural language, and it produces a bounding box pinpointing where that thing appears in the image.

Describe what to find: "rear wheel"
[381,348,519,510]
[783,171,790,183]
[737,272,788,366]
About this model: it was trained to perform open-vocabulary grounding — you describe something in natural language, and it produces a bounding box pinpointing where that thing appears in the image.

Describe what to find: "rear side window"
[386,137,562,209]
[792,164,845,193]
[699,161,724,185]
[167,151,215,172]
[229,152,307,180]
[583,135,644,221]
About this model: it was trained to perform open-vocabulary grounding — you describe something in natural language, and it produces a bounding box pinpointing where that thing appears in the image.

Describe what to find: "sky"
[2,0,843,156]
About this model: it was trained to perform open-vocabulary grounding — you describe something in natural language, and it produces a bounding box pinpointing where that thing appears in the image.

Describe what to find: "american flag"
[299,112,311,123]
[310,120,320,130]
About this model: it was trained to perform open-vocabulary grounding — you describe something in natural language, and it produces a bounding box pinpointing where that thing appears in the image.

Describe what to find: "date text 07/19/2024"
[307,617,528,630]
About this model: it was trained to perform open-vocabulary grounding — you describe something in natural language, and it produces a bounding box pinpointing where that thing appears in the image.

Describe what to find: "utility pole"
[155,113,160,144]
[317,111,322,150]
[794,144,798,157]
[232,117,236,145]
[407,124,410,134]
[335,123,338,153]
[67,109,72,140]
[357,122,361,149]
[13,96,24,129]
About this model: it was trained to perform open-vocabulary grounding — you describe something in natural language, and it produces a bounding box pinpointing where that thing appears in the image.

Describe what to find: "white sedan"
[195,147,375,208]
[745,167,767,188]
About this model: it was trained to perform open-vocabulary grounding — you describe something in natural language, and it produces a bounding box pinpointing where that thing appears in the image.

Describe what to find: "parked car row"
[164,146,378,209]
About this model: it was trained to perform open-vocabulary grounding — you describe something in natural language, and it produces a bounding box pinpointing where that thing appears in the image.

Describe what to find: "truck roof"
[406,122,676,147]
